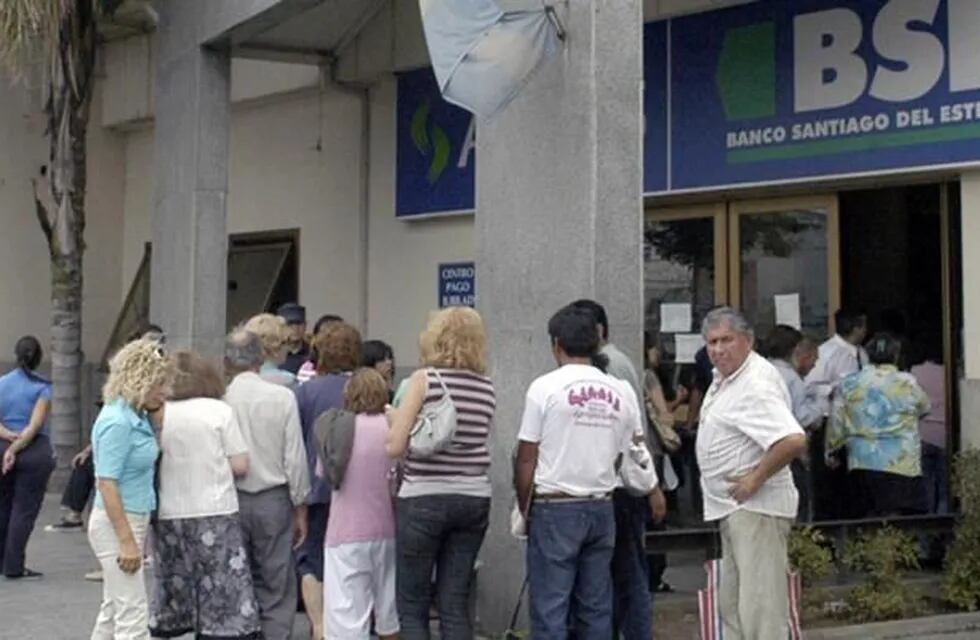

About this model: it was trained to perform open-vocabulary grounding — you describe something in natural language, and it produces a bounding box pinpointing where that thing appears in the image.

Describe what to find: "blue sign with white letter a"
[396,69,476,218]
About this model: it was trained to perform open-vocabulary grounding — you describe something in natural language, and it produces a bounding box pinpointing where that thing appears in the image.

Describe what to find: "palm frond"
[0,0,69,76]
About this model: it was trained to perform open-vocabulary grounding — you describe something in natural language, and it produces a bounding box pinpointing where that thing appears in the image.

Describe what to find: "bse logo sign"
[718,0,980,120]
[795,0,979,112]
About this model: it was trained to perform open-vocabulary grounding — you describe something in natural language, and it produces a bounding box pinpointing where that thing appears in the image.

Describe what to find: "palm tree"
[0,0,123,469]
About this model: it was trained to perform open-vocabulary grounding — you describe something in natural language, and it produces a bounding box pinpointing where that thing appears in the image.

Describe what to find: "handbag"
[619,440,659,497]
[647,396,682,453]
[698,559,804,640]
[408,368,458,458]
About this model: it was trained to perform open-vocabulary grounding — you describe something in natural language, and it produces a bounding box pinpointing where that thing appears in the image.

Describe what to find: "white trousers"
[87,508,150,640]
[719,509,793,640]
[323,539,399,639]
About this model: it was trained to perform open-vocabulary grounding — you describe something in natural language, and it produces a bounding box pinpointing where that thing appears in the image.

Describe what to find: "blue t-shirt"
[0,368,52,436]
[92,398,159,514]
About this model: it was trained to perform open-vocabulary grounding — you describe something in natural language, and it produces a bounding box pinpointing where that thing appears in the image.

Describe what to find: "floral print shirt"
[828,365,930,477]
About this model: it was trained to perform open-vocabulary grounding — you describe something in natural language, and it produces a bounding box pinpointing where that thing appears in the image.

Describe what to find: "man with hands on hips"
[695,307,807,640]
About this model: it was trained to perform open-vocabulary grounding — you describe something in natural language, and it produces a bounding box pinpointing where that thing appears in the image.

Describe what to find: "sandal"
[5,568,43,580]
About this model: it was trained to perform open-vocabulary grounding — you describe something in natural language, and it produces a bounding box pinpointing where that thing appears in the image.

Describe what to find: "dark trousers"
[396,494,490,640]
[527,499,615,639]
[61,455,94,514]
[0,436,55,576]
[612,490,652,640]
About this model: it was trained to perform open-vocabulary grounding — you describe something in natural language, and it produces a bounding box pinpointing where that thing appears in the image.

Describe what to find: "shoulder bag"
[408,368,458,458]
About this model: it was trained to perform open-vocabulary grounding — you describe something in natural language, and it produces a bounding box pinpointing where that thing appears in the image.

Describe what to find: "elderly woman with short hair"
[149,351,261,639]
[828,332,931,517]
[293,321,363,640]
[244,313,296,387]
[88,339,175,640]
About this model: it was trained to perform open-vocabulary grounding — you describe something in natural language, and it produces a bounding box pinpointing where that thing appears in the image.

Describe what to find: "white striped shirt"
[399,368,496,498]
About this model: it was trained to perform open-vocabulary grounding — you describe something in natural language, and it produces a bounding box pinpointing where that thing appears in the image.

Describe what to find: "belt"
[534,492,612,503]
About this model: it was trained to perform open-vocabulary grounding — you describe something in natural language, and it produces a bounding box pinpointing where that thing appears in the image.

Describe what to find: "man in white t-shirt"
[515,305,640,638]
[570,298,665,640]
[696,307,807,640]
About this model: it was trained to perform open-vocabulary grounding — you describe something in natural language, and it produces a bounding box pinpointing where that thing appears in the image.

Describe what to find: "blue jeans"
[396,494,490,640]
[528,499,615,639]
[612,490,652,640]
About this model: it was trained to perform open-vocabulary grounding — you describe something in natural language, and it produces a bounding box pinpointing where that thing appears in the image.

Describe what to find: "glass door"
[730,196,841,340]
[643,203,727,378]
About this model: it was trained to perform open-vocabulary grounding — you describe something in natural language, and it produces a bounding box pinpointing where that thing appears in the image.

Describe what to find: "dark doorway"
[839,185,943,368]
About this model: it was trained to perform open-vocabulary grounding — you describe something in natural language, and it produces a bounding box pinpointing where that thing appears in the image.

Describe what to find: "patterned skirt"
[149,514,261,639]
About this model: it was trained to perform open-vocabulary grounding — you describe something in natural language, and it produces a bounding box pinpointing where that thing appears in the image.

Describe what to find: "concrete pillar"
[474,1,643,632]
[959,172,980,450]
[151,5,232,356]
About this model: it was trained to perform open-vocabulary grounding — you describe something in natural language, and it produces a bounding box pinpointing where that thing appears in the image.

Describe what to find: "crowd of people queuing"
[0,294,950,640]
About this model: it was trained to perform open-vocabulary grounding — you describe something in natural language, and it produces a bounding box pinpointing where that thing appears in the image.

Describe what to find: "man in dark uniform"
[278,303,309,375]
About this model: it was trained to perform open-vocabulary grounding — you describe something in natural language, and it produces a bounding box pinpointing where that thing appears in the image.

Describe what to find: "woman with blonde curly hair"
[293,320,363,639]
[244,313,296,387]
[385,306,496,639]
[149,351,261,639]
[88,339,175,640]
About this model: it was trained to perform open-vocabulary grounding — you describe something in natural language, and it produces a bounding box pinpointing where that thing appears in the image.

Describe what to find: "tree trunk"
[35,12,95,471]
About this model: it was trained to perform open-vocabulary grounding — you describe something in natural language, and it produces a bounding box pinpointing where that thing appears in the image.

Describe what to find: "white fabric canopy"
[419,0,561,119]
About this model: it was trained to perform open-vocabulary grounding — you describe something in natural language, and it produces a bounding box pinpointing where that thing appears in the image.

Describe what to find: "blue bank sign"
[438,262,475,308]
[396,0,980,214]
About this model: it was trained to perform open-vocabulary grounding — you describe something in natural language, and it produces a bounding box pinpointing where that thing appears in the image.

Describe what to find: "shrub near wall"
[944,449,980,610]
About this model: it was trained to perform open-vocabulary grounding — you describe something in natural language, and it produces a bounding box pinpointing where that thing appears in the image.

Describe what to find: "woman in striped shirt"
[386,307,496,640]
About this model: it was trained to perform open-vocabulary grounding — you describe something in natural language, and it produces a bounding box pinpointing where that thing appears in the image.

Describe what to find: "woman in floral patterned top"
[828,332,931,517]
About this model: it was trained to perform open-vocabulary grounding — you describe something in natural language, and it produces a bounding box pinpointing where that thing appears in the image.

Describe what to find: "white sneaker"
[84,570,103,582]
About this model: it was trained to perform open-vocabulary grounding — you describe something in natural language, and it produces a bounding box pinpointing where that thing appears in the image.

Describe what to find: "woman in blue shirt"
[0,336,54,579]
[88,338,174,640]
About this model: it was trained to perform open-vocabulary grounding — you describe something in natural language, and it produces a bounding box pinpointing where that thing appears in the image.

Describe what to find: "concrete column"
[959,172,980,449]
[474,1,643,632]
[151,5,232,356]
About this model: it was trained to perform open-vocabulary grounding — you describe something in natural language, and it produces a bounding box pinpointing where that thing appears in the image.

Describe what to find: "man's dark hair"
[835,308,866,338]
[765,325,803,360]
[867,332,902,366]
[313,314,344,335]
[548,306,600,358]
[570,299,609,341]
[362,340,394,367]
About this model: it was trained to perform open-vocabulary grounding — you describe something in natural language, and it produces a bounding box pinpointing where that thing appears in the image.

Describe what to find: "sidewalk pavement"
[0,494,312,640]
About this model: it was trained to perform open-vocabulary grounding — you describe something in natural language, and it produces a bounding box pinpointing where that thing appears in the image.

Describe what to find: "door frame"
[647,202,729,306]
[728,194,841,336]
[648,195,841,336]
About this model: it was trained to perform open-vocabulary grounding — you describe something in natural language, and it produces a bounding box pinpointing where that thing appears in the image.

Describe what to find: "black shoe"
[5,568,43,580]
[45,520,83,532]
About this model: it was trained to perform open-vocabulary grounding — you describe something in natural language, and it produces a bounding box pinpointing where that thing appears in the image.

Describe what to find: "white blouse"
[157,398,248,520]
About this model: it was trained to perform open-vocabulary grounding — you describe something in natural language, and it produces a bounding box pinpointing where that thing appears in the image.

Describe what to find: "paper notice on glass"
[774,293,802,330]
[660,303,692,333]
[674,334,705,364]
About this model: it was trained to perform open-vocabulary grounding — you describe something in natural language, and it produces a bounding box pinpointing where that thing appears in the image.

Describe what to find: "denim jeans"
[396,494,490,640]
[527,499,615,639]
[612,489,652,640]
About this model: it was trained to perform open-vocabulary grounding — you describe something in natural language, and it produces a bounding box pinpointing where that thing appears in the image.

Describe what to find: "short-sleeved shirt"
[157,397,248,520]
[326,414,396,547]
[92,398,160,514]
[518,363,639,497]
[696,352,804,521]
[828,365,930,477]
[0,368,51,436]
